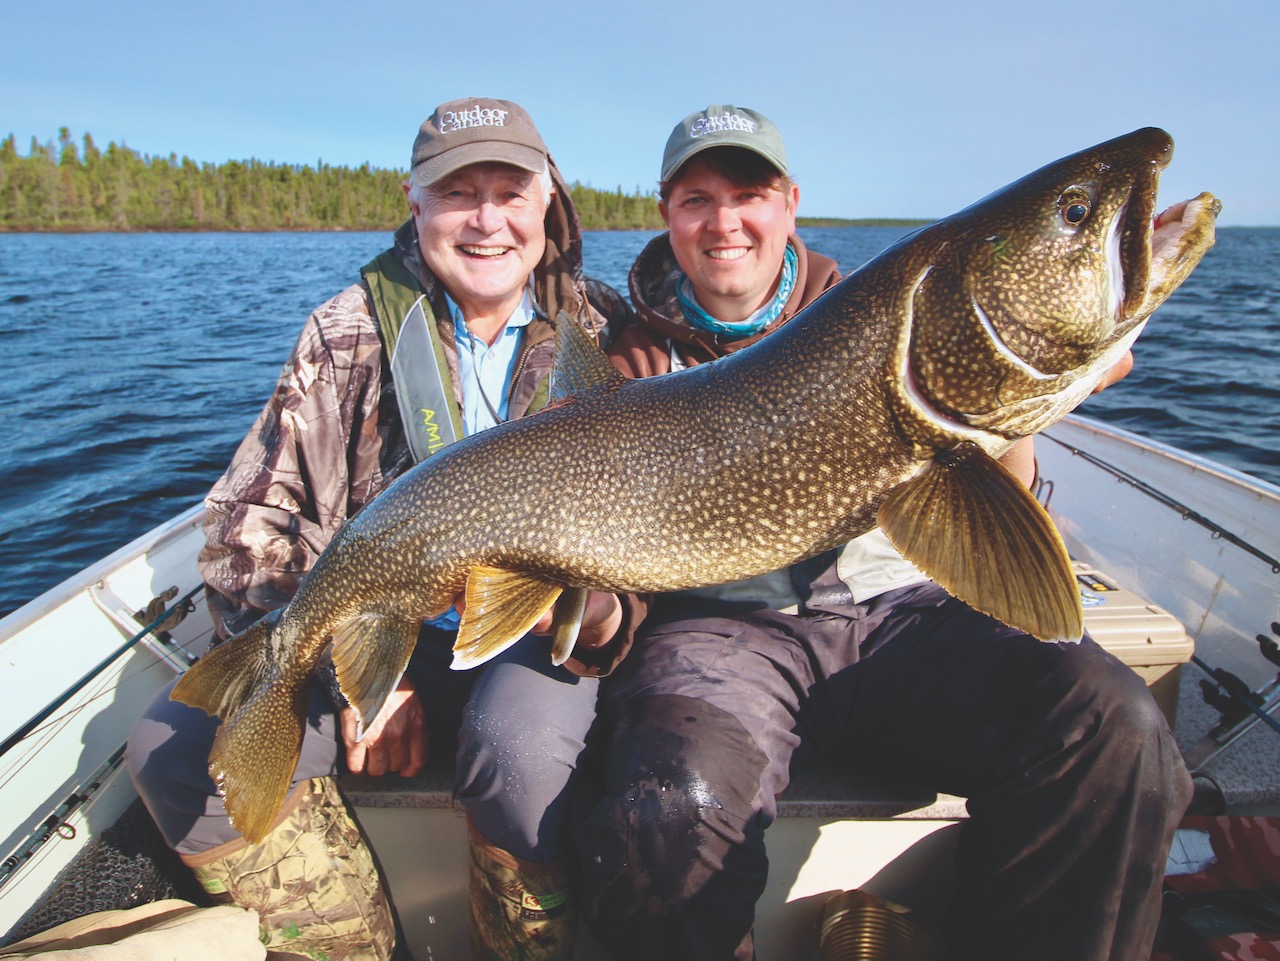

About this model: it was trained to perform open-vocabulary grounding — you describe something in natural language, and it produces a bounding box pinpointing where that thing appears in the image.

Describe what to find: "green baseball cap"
[411,97,549,188]
[660,105,789,183]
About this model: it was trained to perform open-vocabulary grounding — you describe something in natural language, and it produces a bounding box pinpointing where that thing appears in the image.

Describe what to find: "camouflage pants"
[183,777,396,961]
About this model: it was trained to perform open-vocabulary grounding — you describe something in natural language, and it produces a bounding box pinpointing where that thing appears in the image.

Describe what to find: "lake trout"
[174,127,1219,843]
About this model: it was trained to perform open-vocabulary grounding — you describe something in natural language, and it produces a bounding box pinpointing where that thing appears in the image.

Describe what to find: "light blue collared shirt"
[445,287,536,436]
[425,286,536,632]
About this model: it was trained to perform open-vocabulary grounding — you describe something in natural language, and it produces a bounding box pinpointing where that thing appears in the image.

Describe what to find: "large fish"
[174,127,1218,842]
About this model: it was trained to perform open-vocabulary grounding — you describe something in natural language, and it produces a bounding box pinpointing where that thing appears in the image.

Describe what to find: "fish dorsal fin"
[550,310,627,402]
[452,566,564,669]
[331,611,420,736]
[877,443,1083,643]
[549,586,588,666]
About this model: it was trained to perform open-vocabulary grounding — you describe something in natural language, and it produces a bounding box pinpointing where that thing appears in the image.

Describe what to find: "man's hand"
[340,675,428,777]
[532,591,622,652]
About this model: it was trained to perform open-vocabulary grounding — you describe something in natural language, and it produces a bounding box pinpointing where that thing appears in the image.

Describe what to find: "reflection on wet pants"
[573,583,1193,961]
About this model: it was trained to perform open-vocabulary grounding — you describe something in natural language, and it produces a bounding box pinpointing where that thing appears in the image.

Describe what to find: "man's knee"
[455,657,597,862]
[1035,639,1191,809]
[577,695,770,926]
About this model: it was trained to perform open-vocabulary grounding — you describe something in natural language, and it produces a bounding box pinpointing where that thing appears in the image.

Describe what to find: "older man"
[126,98,633,961]
[575,105,1188,961]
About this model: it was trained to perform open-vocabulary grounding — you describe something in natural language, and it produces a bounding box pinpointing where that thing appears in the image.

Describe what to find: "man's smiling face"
[660,155,798,324]
[411,162,549,320]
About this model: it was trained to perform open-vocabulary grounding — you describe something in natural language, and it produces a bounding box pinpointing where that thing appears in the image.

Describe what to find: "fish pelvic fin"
[330,612,421,737]
[451,566,563,670]
[549,310,627,402]
[877,443,1084,643]
[549,587,588,666]
[170,612,308,845]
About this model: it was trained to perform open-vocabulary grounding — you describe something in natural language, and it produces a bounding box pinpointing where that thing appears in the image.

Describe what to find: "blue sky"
[4,0,1276,225]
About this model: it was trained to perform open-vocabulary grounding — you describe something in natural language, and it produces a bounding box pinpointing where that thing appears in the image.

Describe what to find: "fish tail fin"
[208,680,309,844]
[170,613,307,844]
[330,611,421,736]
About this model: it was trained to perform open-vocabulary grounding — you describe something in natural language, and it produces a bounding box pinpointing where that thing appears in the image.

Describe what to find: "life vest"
[360,249,551,463]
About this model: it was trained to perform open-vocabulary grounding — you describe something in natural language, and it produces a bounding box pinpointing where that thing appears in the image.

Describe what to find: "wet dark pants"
[573,583,1193,961]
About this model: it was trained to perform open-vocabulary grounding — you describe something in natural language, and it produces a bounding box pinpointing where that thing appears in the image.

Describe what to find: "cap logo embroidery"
[690,113,756,138]
[439,106,509,134]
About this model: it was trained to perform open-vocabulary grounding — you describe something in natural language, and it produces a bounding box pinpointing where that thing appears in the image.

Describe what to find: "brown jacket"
[611,232,840,377]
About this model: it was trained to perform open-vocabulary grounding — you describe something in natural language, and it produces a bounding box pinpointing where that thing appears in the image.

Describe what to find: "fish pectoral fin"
[549,587,588,666]
[452,566,563,670]
[549,310,627,402]
[331,612,420,737]
[877,443,1083,643]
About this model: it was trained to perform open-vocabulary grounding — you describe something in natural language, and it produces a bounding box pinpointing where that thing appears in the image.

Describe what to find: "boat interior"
[2,416,1278,958]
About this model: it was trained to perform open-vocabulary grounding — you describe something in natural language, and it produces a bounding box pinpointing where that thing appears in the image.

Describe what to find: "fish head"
[899,126,1220,438]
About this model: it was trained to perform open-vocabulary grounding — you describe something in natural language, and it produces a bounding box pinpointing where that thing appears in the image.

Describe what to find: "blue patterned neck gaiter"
[676,242,798,339]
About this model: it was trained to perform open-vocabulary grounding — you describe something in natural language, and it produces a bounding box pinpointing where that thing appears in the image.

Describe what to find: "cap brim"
[412,141,548,188]
[661,139,787,183]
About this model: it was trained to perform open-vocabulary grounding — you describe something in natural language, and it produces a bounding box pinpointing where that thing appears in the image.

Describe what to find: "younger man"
[576,105,1189,961]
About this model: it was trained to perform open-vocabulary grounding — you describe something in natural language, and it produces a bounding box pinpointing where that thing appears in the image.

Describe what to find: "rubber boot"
[467,817,577,961]
[181,776,399,961]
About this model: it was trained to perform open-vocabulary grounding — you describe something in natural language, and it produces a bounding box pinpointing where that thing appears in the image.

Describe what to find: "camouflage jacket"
[199,189,637,677]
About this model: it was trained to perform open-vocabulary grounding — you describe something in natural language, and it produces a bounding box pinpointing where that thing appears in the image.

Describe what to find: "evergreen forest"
[1,129,917,232]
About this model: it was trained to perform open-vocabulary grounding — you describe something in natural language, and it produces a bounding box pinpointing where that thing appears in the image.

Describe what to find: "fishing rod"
[0,584,204,762]
[1039,432,1280,574]
[1040,429,1280,769]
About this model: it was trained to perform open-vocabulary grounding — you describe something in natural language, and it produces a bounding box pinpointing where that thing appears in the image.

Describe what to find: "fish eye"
[1058,188,1093,227]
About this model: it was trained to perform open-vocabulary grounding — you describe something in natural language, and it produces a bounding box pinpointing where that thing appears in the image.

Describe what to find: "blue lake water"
[0,226,1276,618]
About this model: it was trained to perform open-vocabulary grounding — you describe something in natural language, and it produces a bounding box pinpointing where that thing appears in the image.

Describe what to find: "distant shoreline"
[3,221,1271,235]
[0,218,934,235]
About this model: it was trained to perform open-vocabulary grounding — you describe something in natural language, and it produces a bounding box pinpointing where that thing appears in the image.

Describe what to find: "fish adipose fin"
[877,443,1084,643]
[550,310,627,402]
[330,611,421,738]
[452,566,563,669]
[170,614,309,845]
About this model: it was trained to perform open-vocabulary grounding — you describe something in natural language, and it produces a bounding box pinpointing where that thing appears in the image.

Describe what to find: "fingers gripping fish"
[173,127,1219,842]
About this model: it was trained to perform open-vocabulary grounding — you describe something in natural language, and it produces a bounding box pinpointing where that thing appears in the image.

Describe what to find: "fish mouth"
[1117,135,1220,322]
[1137,192,1221,314]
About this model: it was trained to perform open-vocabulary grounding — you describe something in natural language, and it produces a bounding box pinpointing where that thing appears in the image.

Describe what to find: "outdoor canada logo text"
[440,106,509,134]
[690,113,756,138]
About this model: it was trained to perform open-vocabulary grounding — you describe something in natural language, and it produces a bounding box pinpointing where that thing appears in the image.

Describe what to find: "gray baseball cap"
[411,98,549,187]
[660,105,789,183]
